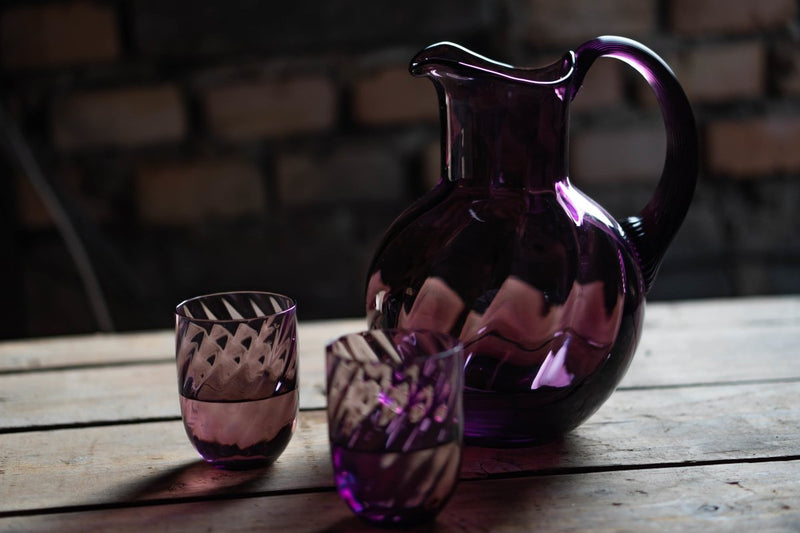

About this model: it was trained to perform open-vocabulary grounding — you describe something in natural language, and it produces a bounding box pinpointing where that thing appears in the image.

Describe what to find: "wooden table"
[1,296,799,531]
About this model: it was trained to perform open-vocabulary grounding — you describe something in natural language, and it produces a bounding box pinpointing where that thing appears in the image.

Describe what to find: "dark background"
[1,0,799,338]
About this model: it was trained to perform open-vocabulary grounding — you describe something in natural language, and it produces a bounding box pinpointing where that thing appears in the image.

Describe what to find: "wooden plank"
[2,296,796,374]
[0,363,179,430]
[1,299,797,397]
[0,330,172,371]
[623,319,800,387]
[462,380,800,478]
[0,412,330,515]
[3,318,799,431]
[2,381,799,514]
[612,296,800,388]
[0,361,326,431]
[0,320,364,430]
[642,295,799,328]
[0,319,365,372]
[2,460,798,531]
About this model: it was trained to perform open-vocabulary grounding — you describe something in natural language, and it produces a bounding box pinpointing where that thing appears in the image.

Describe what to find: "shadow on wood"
[117,459,272,503]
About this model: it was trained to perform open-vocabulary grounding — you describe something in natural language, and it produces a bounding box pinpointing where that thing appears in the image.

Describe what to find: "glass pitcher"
[365,36,697,446]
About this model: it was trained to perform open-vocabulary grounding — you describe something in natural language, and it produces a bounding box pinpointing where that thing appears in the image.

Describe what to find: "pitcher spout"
[411,42,575,87]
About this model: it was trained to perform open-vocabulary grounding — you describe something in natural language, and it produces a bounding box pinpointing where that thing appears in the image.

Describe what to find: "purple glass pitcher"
[365,36,697,446]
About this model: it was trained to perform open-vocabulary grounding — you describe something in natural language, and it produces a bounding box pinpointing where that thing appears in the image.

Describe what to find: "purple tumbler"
[326,329,464,526]
[175,291,298,469]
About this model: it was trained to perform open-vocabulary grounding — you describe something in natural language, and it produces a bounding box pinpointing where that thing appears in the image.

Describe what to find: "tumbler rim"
[326,328,463,366]
[175,290,297,323]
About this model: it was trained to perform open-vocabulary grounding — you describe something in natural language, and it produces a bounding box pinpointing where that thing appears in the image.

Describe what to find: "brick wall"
[1,0,798,337]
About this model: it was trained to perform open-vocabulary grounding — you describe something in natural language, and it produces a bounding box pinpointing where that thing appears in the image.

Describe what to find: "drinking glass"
[326,329,464,526]
[175,291,298,469]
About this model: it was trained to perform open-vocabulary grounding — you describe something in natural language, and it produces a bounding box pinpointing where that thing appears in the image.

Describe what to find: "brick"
[648,265,734,300]
[353,67,438,125]
[719,178,800,254]
[15,168,115,229]
[668,42,765,103]
[707,116,800,177]
[24,264,97,336]
[525,0,656,46]
[773,43,800,96]
[670,0,796,35]
[708,176,800,295]
[0,1,119,68]
[133,0,494,59]
[276,146,405,206]
[571,58,625,112]
[571,126,666,184]
[202,77,337,142]
[52,85,186,151]
[135,157,266,225]
[656,183,726,259]
[15,177,51,229]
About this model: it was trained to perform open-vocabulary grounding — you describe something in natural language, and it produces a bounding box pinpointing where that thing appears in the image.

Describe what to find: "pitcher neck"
[413,43,575,190]
[440,83,570,190]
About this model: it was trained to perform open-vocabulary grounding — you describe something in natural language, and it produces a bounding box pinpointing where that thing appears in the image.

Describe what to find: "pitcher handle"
[572,36,698,293]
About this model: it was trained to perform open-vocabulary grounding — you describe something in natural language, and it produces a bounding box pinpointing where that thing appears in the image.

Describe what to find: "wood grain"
[641,295,799,328]
[1,297,798,531]
[0,361,326,431]
[0,318,365,372]
[2,296,797,375]
[0,320,364,430]
[2,460,798,532]
[2,381,799,514]
[625,318,800,387]
[2,297,799,430]
[0,330,173,371]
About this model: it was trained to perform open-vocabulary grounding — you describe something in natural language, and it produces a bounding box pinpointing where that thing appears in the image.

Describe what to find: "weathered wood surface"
[0,319,364,430]
[1,297,797,376]
[1,296,798,531]
[2,460,798,532]
[1,363,179,430]
[630,295,800,387]
[0,318,365,372]
[2,297,798,431]
[3,381,798,514]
